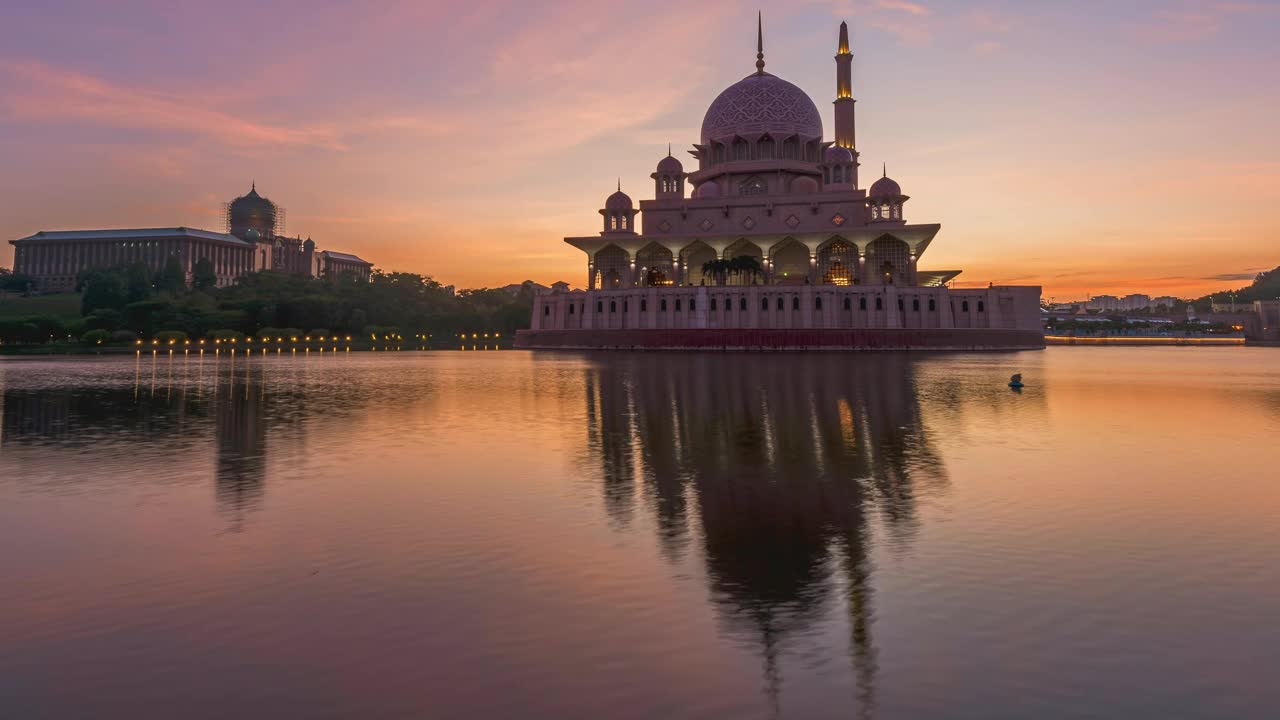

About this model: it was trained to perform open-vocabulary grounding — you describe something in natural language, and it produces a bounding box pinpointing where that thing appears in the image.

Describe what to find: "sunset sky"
[1,0,1277,299]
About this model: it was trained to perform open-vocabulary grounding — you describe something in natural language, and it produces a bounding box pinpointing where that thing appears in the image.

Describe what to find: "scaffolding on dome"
[222,202,286,238]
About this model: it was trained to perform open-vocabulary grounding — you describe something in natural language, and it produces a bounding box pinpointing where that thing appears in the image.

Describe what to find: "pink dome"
[824,145,853,164]
[791,177,820,194]
[869,175,902,198]
[656,154,683,175]
[701,72,823,144]
[693,181,721,199]
[605,189,633,211]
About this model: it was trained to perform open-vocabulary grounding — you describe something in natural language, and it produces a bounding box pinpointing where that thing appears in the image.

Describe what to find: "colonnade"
[12,235,259,291]
[585,235,920,290]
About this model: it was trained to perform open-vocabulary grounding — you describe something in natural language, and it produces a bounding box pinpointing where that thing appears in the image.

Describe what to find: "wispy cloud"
[1133,1,1277,43]
[0,61,348,151]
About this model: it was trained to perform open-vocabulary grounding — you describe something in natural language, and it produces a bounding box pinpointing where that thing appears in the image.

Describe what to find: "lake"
[1,348,1278,719]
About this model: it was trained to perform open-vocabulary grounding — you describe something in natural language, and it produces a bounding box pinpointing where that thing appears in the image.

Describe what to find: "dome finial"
[617,177,621,192]
[667,143,672,157]
[251,180,255,191]
[883,162,887,178]
[756,12,766,74]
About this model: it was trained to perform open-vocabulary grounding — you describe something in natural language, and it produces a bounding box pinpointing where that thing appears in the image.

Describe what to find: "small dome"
[245,228,261,241]
[824,145,854,165]
[791,177,820,194]
[656,154,683,175]
[605,189,633,211]
[303,238,316,250]
[869,175,902,198]
[693,181,721,199]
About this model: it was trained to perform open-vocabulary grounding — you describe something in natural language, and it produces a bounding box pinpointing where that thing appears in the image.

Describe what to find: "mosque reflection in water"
[1,353,275,524]
[581,354,947,716]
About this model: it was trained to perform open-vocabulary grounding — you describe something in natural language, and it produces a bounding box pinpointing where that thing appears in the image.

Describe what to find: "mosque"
[8,184,373,291]
[517,18,1043,350]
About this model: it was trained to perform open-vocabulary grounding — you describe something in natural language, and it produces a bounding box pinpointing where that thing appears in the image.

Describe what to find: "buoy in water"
[1008,373,1024,388]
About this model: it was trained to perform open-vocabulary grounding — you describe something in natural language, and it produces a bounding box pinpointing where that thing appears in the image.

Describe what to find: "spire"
[667,143,672,157]
[617,178,621,192]
[883,162,887,178]
[838,20,851,55]
[755,12,766,74]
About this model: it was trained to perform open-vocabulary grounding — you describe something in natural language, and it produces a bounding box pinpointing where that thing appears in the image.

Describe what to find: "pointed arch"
[724,238,764,286]
[769,237,809,285]
[866,235,910,286]
[817,236,856,286]
[636,242,675,287]
[679,240,716,287]
[758,134,776,160]
[594,244,629,289]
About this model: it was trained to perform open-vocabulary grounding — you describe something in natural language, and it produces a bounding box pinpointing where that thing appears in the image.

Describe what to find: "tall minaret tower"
[834,21,860,187]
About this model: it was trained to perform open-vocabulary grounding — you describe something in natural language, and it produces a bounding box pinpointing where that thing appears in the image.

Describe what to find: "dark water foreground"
[1,349,1277,719]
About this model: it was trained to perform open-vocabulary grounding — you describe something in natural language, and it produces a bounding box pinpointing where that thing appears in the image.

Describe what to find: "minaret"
[834,21,859,186]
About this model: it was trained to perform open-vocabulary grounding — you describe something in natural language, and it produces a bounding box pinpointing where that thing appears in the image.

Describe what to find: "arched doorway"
[680,241,716,287]
[818,237,857,286]
[866,236,910,285]
[594,245,629,289]
[724,238,764,286]
[636,243,675,287]
[770,238,809,285]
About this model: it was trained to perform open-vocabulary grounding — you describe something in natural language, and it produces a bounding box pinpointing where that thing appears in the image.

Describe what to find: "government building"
[8,185,373,291]
[517,18,1043,351]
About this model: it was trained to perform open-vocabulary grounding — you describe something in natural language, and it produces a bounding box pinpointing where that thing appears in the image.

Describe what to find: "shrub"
[81,329,111,345]
[154,330,189,345]
[110,329,139,343]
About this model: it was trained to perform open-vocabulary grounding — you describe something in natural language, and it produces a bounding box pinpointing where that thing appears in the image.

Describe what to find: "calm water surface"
[1,348,1278,719]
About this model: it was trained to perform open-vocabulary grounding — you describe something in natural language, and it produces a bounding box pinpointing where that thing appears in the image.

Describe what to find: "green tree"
[125,262,153,302]
[158,255,187,294]
[78,269,129,316]
[192,257,217,291]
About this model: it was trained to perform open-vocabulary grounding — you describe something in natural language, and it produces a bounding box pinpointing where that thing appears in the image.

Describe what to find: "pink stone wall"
[515,327,1045,351]
[529,284,1043,340]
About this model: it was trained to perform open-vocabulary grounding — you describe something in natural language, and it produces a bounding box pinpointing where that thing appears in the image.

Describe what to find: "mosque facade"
[517,19,1043,351]
[9,184,373,291]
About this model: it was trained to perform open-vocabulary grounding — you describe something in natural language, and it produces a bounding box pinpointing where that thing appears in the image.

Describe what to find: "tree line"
[0,261,536,345]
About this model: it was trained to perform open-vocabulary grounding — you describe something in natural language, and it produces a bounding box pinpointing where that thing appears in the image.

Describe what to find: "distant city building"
[9,184,373,291]
[518,17,1043,351]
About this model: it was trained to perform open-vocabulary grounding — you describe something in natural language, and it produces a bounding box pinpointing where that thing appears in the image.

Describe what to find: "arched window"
[819,239,856,286]
[782,138,797,160]
[866,237,910,285]
[770,239,809,284]
[714,144,725,163]
[595,245,628,289]
[733,138,749,160]
[833,166,843,183]
[759,137,775,160]
[740,176,767,196]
